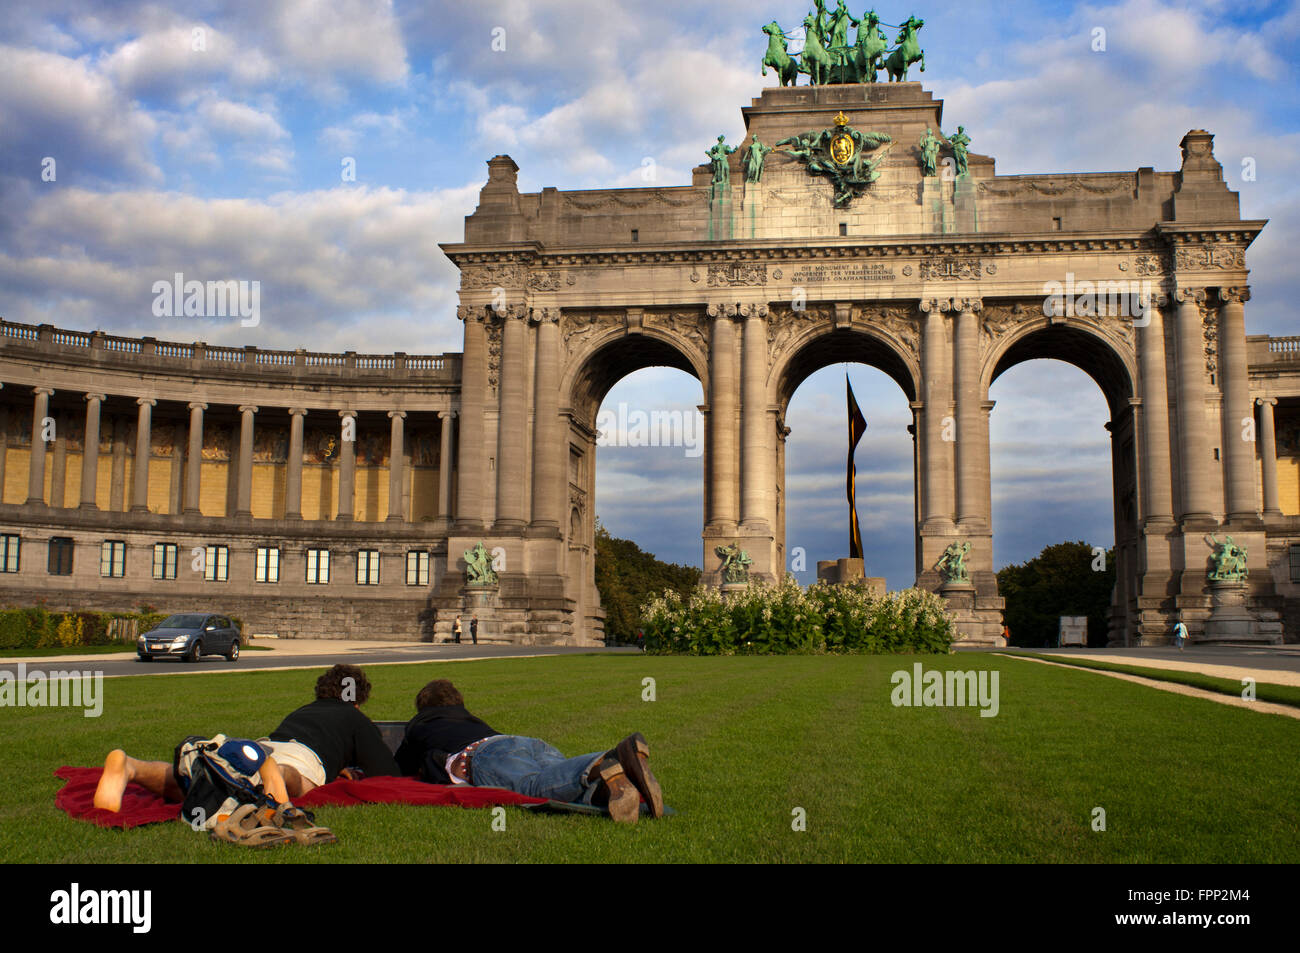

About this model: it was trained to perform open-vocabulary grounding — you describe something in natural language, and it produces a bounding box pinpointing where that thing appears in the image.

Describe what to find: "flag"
[847,374,868,560]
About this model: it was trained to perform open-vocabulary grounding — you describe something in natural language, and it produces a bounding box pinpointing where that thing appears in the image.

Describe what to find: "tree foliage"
[594,520,700,645]
[997,541,1116,647]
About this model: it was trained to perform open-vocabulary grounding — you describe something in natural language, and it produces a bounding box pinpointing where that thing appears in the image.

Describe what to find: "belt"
[450,736,496,784]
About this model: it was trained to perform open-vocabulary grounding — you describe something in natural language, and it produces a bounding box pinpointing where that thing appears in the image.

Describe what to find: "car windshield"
[156,614,207,629]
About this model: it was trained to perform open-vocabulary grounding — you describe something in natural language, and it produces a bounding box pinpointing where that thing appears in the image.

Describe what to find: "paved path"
[963,643,1300,685]
[0,640,640,679]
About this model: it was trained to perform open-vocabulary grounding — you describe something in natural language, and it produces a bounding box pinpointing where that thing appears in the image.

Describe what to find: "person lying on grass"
[93,663,399,811]
[393,678,664,824]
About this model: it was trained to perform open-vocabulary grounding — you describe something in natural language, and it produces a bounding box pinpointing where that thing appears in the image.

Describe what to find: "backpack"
[172,734,279,831]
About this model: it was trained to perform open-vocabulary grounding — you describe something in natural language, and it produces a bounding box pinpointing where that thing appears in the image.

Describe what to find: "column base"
[525,521,562,539]
[453,520,485,535]
[285,512,302,521]
[129,504,150,514]
[431,516,453,533]
[183,507,203,517]
[77,502,99,511]
[385,515,405,523]
[492,519,527,534]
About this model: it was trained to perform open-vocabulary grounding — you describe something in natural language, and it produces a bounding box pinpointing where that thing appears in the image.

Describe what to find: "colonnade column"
[494,305,528,532]
[1218,287,1257,521]
[740,304,770,532]
[953,298,983,527]
[1257,397,1281,517]
[920,298,954,528]
[337,410,356,520]
[1173,288,1214,520]
[436,410,456,528]
[285,408,306,520]
[80,393,105,509]
[707,304,738,530]
[1138,296,1174,524]
[455,307,488,533]
[27,387,53,505]
[235,405,256,519]
[130,397,155,513]
[530,308,563,534]
[184,402,205,514]
[387,410,406,522]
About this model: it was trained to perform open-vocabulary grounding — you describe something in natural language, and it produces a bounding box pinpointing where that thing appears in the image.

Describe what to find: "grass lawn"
[3,653,1297,863]
[1006,652,1300,708]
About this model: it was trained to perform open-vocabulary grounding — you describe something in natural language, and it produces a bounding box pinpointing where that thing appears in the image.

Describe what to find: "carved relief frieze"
[643,310,708,355]
[460,262,526,290]
[857,304,920,360]
[527,270,562,292]
[706,262,766,287]
[766,303,834,360]
[562,311,622,357]
[920,257,982,280]
[1174,244,1246,271]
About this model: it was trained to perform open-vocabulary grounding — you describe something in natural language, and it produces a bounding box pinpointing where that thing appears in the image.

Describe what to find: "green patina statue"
[1206,534,1249,582]
[945,125,971,176]
[716,543,753,584]
[743,136,773,183]
[707,134,737,189]
[936,541,971,584]
[777,112,891,206]
[919,127,942,176]
[762,8,925,86]
[463,541,498,587]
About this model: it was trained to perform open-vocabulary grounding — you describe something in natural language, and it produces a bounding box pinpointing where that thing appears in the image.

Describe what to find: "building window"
[204,545,229,582]
[357,550,381,585]
[152,543,178,580]
[48,537,73,576]
[406,550,430,587]
[0,535,19,573]
[1290,545,1300,583]
[100,540,126,578]
[255,547,280,584]
[306,548,330,585]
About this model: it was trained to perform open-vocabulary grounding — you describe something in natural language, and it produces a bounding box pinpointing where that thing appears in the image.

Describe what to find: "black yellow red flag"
[847,374,868,559]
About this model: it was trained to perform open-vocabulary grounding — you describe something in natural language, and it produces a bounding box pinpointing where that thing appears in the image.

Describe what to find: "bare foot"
[93,750,130,812]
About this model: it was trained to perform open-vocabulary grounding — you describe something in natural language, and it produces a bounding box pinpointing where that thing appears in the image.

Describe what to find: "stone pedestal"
[940,579,1001,645]
[1202,580,1273,644]
[720,582,749,601]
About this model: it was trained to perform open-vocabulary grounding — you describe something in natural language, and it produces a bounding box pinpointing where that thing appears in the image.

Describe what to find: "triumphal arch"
[437,10,1282,647]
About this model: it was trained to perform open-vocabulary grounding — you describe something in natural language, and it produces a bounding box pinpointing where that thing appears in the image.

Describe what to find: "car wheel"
[227,639,240,662]
[185,640,202,663]
[137,655,152,663]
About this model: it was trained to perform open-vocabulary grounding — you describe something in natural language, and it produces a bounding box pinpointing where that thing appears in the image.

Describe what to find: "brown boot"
[616,732,663,819]
[590,756,640,824]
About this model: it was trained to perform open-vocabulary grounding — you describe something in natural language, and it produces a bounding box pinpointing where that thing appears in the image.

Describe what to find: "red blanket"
[54,766,548,829]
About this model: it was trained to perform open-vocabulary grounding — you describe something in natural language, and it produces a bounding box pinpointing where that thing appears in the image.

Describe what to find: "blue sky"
[2,0,1297,582]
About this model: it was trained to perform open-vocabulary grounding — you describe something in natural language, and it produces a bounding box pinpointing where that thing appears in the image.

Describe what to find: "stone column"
[494,306,528,531]
[27,387,53,505]
[979,400,995,524]
[530,309,563,534]
[1257,397,1281,517]
[455,307,488,532]
[337,410,356,520]
[387,410,406,522]
[953,298,982,527]
[1218,287,1257,521]
[741,304,771,531]
[920,298,954,528]
[0,402,8,502]
[285,408,307,519]
[50,413,68,508]
[130,397,155,512]
[184,402,205,514]
[1138,297,1174,524]
[1173,288,1214,520]
[109,416,127,511]
[437,410,456,527]
[707,304,739,530]
[235,405,256,518]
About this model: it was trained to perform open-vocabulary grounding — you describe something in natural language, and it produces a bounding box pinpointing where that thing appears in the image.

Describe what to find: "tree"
[997,541,1116,647]
[594,520,700,645]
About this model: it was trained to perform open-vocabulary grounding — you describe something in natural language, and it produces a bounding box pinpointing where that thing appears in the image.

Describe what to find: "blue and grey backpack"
[172,734,279,831]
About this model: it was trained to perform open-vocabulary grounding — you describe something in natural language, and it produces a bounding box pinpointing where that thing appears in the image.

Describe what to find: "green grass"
[1006,652,1300,709]
[2,654,1297,863]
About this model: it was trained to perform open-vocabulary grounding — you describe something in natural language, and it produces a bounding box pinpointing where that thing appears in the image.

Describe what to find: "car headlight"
[171,637,188,646]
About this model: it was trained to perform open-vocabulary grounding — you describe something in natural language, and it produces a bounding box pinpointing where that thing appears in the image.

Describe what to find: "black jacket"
[269,698,400,783]
[395,705,499,784]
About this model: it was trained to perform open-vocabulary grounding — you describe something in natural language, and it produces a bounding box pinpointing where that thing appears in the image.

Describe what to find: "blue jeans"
[469,736,605,803]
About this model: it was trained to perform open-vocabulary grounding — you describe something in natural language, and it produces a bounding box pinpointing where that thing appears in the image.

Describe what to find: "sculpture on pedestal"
[1205,534,1248,582]
[463,541,498,587]
[936,541,971,585]
[716,543,753,584]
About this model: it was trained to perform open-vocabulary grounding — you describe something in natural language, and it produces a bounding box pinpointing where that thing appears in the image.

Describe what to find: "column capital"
[706,301,741,320]
[338,409,357,420]
[238,405,258,414]
[438,409,458,419]
[288,407,308,417]
[741,303,769,319]
[493,303,526,321]
[187,401,207,411]
[1174,286,1207,305]
[1256,396,1278,407]
[136,397,156,407]
[457,304,486,323]
[955,297,983,314]
[33,386,54,397]
[530,307,560,324]
[84,392,106,402]
[919,297,953,314]
[387,410,407,420]
[1219,286,1250,304]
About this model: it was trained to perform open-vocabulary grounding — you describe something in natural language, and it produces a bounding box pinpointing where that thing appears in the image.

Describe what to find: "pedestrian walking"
[452,615,462,645]
[1172,619,1187,650]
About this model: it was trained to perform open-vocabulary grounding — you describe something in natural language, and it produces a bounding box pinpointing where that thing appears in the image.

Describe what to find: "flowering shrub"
[640,577,954,655]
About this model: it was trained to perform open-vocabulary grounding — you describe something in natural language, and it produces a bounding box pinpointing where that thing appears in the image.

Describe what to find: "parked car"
[137,614,241,662]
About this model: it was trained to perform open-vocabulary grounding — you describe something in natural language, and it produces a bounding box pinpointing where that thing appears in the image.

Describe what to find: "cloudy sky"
[2,0,1297,586]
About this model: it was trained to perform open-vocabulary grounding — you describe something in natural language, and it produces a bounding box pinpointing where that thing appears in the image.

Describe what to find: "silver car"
[137,613,241,663]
